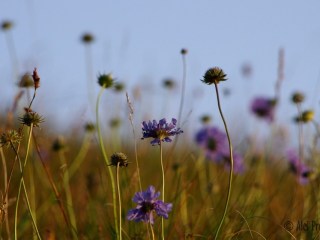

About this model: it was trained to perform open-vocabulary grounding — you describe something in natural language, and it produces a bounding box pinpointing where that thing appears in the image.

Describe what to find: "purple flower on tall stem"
[141,118,183,146]
[127,186,172,224]
[287,150,312,185]
[250,97,277,122]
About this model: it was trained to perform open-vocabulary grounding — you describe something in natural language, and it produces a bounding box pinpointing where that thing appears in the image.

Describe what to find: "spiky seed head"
[1,21,13,31]
[0,130,22,148]
[292,92,304,104]
[81,33,94,44]
[97,73,114,88]
[19,109,44,127]
[202,67,227,85]
[109,152,129,167]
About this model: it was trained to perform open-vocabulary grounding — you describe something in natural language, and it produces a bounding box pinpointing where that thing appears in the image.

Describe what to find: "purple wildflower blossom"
[195,126,227,160]
[250,97,276,122]
[195,126,245,173]
[127,186,172,224]
[287,150,312,185]
[141,118,183,146]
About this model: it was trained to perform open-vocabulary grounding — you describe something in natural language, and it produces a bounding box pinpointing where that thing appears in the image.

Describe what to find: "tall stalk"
[96,85,118,239]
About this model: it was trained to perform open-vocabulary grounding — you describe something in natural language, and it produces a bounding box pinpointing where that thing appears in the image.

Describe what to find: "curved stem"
[213,83,234,240]
[159,143,165,240]
[116,163,122,240]
[96,86,118,239]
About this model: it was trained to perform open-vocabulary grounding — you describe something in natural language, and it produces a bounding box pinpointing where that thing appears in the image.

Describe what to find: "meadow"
[1,23,320,240]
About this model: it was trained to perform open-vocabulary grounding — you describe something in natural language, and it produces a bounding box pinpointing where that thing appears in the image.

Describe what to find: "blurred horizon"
[1,0,320,146]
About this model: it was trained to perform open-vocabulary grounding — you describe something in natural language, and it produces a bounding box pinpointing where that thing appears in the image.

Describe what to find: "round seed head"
[180,48,188,55]
[291,92,304,104]
[201,67,227,85]
[110,152,129,167]
[1,21,13,31]
[97,73,114,88]
[18,73,34,88]
[81,33,94,44]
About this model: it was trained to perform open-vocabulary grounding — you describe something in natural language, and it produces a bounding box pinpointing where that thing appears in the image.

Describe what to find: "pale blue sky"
[1,1,320,141]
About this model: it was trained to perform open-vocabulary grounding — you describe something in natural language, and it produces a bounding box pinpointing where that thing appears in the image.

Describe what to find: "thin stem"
[96,86,118,239]
[13,125,42,240]
[159,143,165,240]
[177,51,187,128]
[0,148,10,240]
[32,133,72,235]
[149,222,155,240]
[116,163,122,240]
[68,133,91,179]
[126,92,142,191]
[60,151,78,240]
[296,104,304,165]
[213,83,234,240]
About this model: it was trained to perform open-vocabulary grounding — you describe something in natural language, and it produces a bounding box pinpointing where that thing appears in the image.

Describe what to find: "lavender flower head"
[287,150,312,185]
[141,118,183,145]
[127,186,172,224]
[195,126,245,173]
[195,126,228,160]
[250,97,276,122]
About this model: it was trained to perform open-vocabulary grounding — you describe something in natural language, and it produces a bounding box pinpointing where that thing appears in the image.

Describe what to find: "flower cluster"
[286,150,313,185]
[250,97,277,122]
[141,118,183,146]
[127,186,172,224]
[195,126,244,173]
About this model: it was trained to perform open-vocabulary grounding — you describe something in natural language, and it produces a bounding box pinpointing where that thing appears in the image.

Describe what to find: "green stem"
[60,151,78,239]
[213,83,234,240]
[68,133,91,179]
[96,86,118,239]
[13,125,42,240]
[0,147,10,240]
[149,222,155,240]
[159,143,165,240]
[116,163,122,240]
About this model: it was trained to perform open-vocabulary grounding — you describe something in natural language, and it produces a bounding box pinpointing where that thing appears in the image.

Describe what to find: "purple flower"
[127,186,172,224]
[287,150,312,185]
[195,126,228,160]
[195,126,245,173]
[215,147,245,173]
[250,97,276,122]
[141,118,183,146]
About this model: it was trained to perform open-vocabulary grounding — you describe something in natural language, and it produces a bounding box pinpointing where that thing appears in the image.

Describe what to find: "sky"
[1,0,320,142]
